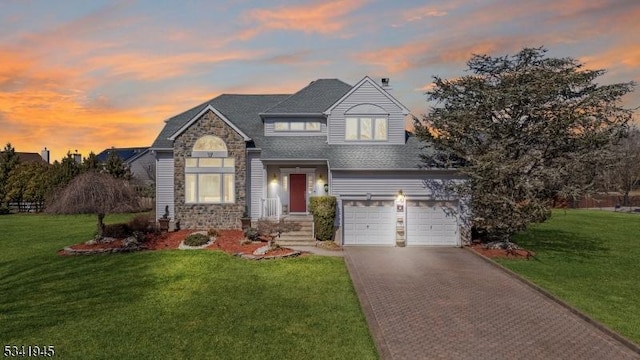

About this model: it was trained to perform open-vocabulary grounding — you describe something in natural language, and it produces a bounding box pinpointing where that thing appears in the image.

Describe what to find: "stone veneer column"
[173,110,246,229]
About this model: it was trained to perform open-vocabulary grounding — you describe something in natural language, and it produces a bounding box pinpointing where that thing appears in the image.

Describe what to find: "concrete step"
[276,238,316,246]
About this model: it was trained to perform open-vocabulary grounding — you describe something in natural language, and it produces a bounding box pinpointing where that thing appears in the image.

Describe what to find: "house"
[0,151,49,165]
[151,76,470,246]
[95,147,155,184]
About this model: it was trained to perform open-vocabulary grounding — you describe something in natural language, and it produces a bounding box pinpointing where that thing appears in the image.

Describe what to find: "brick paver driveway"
[345,247,640,360]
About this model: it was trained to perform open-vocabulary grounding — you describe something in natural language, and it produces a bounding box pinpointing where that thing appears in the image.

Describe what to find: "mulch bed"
[469,243,535,260]
[60,229,300,258]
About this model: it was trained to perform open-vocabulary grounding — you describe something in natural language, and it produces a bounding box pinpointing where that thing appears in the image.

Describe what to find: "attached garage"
[407,200,459,246]
[343,200,396,245]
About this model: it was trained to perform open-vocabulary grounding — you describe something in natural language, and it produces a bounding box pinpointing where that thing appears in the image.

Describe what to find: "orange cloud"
[355,37,529,74]
[85,50,262,81]
[242,0,367,37]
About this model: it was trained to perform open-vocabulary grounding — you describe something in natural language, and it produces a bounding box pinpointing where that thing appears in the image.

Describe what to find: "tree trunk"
[97,213,105,239]
[623,191,630,207]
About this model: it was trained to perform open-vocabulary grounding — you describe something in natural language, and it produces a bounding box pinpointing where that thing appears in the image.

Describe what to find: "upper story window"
[185,135,234,204]
[274,121,321,132]
[344,103,388,141]
[345,117,388,141]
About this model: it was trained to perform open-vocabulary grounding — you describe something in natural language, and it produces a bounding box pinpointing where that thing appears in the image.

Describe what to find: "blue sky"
[1,0,639,161]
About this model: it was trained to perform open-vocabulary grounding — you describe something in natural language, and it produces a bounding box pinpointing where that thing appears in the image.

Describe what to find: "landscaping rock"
[122,236,138,247]
[253,245,269,256]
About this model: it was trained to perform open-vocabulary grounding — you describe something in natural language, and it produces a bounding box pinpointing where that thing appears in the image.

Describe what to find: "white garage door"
[407,201,459,246]
[343,201,395,245]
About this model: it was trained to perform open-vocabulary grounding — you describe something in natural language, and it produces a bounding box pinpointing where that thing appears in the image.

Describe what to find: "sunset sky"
[1,0,639,162]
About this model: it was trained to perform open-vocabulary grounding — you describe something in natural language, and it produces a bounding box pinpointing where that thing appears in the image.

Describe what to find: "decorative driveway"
[345,247,640,360]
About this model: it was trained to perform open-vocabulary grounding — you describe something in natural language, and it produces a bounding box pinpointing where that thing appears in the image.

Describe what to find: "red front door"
[290,174,306,213]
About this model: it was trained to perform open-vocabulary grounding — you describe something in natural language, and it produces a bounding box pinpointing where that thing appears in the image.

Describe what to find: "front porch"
[260,163,329,219]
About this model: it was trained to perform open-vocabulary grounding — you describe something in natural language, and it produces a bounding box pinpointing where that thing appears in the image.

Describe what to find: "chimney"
[73,150,82,164]
[41,147,50,163]
[381,78,392,92]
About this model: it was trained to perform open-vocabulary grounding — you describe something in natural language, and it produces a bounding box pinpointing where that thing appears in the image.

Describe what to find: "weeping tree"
[46,171,141,239]
[415,47,636,242]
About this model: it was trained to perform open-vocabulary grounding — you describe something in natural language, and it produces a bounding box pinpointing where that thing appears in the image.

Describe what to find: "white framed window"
[274,121,322,132]
[185,136,235,204]
[345,117,388,141]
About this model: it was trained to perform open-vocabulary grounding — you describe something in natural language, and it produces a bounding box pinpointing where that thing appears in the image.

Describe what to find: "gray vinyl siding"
[264,117,327,137]
[328,81,405,145]
[331,171,459,197]
[248,152,264,219]
[155,151,174,220]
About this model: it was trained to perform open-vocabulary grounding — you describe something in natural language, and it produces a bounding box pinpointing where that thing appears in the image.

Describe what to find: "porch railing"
[262,197,282,219]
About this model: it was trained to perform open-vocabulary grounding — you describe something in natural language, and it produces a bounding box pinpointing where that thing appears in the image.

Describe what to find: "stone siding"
[174,110,246,229]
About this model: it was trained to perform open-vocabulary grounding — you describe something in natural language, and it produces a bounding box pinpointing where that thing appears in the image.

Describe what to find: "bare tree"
[600,126,640,206]
[46,171,141,239]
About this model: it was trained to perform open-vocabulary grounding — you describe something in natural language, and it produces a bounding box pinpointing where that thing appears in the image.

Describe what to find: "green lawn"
[0,214,377,359]
[499,209,640,344]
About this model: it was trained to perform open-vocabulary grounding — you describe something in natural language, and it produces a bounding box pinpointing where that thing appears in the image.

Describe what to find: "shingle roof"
[151,78,434,170]
[261,79,352,114]
[151,94,289,149]
[0,152,48,164]
[95,147,148,163]
[259,134,434,169]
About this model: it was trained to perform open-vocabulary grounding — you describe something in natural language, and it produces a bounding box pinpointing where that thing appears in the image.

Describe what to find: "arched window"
[185,136,235,204]
[192,135,228,157]
[344,103,388,141]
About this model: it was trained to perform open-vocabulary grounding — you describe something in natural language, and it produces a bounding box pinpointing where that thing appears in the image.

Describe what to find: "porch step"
[277,215,315,245]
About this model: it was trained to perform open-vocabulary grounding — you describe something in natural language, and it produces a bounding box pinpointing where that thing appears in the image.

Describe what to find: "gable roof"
[96,147,149,163]
[324,76,410,115]
[261,79,352,115]
[0,152,48,165]
[151,94,289,150]
[150,77,430,170]
[168,104,252,142]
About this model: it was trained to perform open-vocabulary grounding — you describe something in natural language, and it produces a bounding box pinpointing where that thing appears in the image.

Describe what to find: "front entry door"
[290,174,307,213]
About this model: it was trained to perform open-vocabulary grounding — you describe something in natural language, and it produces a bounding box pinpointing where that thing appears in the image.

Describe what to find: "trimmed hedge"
[309,196,337,241]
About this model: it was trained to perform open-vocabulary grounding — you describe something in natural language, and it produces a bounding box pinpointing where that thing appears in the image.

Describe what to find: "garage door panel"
[343,201,395,246]
[407,201,458,246]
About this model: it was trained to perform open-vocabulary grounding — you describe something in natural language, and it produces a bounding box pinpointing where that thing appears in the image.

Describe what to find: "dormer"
[260,79,352,137]
[324,76,409,145]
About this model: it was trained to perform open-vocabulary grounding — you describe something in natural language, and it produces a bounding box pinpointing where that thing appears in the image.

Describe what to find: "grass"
[498,209,640,344]
[0,213,377,359]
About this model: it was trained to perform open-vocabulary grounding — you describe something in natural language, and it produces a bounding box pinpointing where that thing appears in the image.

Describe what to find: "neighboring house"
[151,76,470,246]
[0,152,49,165]
[96,147,155,184]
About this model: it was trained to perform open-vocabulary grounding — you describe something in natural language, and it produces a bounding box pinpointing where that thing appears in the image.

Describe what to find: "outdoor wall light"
[396,189,405,203]
[324,183,329,193]
[366,192,372,200]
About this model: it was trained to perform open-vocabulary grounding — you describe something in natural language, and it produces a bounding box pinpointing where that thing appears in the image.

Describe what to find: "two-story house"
[151,76,469,246]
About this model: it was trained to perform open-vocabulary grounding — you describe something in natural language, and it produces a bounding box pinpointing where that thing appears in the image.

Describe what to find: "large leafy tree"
[415,47,636,241]
[4,162,50,212]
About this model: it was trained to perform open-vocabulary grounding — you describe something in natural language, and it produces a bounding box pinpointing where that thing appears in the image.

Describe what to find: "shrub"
[309,196,337,241]
[184,233,210,247]
[244,227,260,241]
[128,214,158,234]
[0,205,10,215]
[207,228,220,237]
[103,223,132,238]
